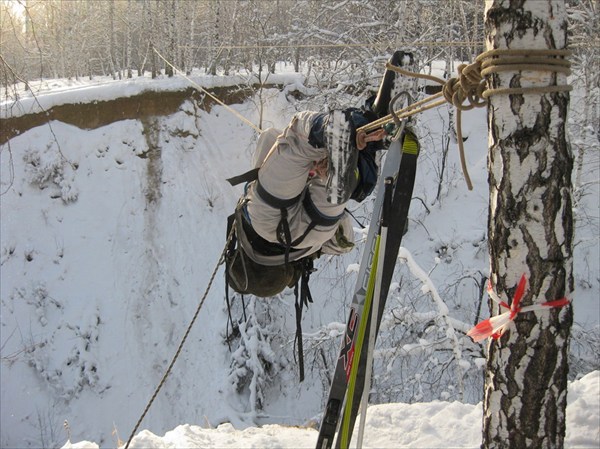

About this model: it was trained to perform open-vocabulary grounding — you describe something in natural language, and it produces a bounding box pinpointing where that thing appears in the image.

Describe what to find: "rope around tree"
[358,48,572,190]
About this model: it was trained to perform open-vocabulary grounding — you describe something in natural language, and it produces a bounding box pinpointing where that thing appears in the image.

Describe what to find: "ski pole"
[356,176,394,449]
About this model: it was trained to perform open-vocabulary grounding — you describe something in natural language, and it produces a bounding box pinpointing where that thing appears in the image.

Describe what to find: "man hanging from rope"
[226,103,388,298]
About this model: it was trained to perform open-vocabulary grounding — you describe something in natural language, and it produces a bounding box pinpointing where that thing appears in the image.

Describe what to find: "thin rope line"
[181,41,485,50]
[153,47,262,134]
[124,225,236,449]
[175,40,598,50]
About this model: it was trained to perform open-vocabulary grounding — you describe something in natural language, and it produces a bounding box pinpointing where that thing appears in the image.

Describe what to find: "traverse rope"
[358,48,572,190]
[124,225,236,449]
[122,51,256,448]
[153,47,263,134]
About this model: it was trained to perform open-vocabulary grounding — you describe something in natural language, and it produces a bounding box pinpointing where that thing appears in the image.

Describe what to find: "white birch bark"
[483,1,574,448]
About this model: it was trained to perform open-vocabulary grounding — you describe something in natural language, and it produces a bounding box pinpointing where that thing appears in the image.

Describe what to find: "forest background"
[3,1,596,93]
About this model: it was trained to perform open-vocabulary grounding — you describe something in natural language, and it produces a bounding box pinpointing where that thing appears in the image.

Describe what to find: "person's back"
[226,103,385,297]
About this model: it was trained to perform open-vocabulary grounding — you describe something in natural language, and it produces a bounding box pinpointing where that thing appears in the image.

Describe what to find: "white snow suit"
[239,111,355,266]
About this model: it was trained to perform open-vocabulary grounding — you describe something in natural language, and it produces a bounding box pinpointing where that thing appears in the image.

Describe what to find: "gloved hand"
[346,108,388,152]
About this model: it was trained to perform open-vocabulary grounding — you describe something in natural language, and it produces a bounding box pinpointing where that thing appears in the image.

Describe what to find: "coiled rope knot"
[359,48,572,190]
[443,48,572,111]
[442,61,487,112]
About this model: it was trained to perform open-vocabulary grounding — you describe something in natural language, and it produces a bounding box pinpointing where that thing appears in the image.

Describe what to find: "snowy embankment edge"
[0,70,306,120]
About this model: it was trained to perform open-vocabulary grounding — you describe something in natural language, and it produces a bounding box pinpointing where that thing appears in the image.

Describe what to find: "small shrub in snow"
[227,297,283,414]
[23,143,79,203]
[12,282,62,327]
[10,284,106,402]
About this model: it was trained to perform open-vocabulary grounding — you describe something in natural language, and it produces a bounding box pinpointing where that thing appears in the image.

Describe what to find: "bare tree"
[166,0,177,77]
[482,1,573,448]
[207,0,221,76]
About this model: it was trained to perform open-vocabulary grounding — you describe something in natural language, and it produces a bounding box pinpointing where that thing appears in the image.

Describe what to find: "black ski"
[315,135,403,449]
[335,130,420,449]
[316,50,418,449]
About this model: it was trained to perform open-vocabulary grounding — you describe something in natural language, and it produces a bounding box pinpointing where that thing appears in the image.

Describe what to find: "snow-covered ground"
[65,370,600,448]
[1,67,598,449]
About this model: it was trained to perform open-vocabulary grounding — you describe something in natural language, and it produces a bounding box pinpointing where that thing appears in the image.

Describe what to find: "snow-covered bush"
[228,296,283,414]
[23,143,78,203]
[9,283,106,402]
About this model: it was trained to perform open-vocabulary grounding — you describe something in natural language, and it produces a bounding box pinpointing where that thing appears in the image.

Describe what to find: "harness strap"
[294,290,305,381]
[302,188,345,227]
[241,211,301,257]
[276,207,294,265]
[230,165,343,226]
[254,179,343,264]
[226,167,260,187]
[256,180,302,209]
[224,214,249,352]
[294,258,315,382]
[225,214,237,349]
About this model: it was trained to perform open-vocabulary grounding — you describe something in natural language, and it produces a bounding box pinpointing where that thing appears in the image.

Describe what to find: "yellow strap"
[402,131,419,155]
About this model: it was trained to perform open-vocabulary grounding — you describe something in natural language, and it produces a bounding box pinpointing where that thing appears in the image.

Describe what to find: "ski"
[315,50,418,449]
[316,130,420,449]
[315,133,403,449]
[325,110,356,205]
[336,130,420,449]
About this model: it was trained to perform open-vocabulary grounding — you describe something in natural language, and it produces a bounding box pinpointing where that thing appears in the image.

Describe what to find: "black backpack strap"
[276,207,294,265]
[226,213,237,253]
[293,257,315,382]
[225,215,234,311]
[225,213,240,349]
[294,285,305,382]
[226,167,260,187]
[300,258,315,308]
[225,211,250,349]
[256,179,303,208]
[225,264,234,350]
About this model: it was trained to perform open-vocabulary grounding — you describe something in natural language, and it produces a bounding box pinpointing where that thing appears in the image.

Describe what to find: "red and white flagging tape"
[467,274,570,343]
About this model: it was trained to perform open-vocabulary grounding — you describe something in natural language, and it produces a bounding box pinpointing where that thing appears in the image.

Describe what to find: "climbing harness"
[227,173,344,265]
[224,176,340,381]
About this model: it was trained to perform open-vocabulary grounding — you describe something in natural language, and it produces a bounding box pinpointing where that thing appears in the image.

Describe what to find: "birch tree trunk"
[482,1,574,447]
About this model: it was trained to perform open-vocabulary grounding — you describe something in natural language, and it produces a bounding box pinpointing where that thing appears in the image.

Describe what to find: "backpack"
[224,200,316,382]
[225,205,309,298]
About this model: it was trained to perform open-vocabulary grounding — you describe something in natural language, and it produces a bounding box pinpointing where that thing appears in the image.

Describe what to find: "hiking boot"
[369,50,415,118]
[324,109,360,205]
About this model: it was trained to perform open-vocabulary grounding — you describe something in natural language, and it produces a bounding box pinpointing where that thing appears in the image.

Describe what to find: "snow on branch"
[397,247,468,393]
